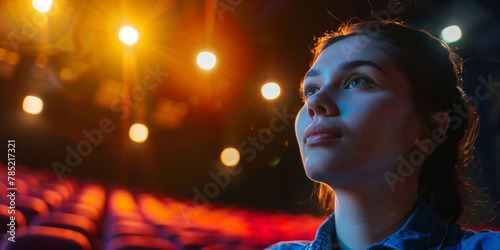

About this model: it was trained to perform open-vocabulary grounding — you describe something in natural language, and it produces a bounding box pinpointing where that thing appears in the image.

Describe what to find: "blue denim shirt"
[266,201,500,249]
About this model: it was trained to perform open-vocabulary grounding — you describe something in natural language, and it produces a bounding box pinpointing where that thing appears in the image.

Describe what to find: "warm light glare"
[23,96,43,115]
[261,82,281,100]
[138,194,173,224]
[441,25,462,43]
[33,0,52,13]
[119,26,139,45]
[129,123,149,143]
[110,190,138,213]
[197,52,216,70]
[221,147,240,167]
[59,68,74,80]
[6,52,20,65]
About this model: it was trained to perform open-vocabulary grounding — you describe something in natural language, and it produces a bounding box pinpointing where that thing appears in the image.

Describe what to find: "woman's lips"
[305,133,341,145]
[304,125,343,146]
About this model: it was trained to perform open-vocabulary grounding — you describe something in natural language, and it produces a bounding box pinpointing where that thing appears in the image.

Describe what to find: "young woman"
[267,20,499,249]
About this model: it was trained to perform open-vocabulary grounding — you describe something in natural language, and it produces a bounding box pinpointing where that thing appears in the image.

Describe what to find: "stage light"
[129,123,148,143]
[441,25,462,43]
[261,82,280,100]
[33,0,52,13]
[221,147,240,167]
[119,26,139,45]
[197,52,216,70]
[23,96,43,115]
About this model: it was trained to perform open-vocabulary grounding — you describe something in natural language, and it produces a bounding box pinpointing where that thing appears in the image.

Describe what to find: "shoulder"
[445,224,500,248]
[461,229,500,248]
[264,241,311,250]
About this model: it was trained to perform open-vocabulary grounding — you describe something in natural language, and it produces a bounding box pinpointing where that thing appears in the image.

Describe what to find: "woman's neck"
[332,175,419,250]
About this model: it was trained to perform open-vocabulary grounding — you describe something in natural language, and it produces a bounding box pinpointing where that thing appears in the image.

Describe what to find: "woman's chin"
[304,160,348,184]
[304,158,381,187]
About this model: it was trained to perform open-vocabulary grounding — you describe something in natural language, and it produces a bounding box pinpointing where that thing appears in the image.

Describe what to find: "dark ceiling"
[1,0,499,226]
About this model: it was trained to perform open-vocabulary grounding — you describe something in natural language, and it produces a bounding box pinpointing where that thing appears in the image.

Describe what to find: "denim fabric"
[266,201,500,249]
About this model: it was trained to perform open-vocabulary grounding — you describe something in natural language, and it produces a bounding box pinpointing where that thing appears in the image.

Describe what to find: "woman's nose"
[307,92,339,119]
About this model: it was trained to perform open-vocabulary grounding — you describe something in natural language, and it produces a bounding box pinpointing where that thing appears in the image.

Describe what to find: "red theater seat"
[0,226,92,250]
[29,188,63,210]
[30,212,98,242]
[0,195,49,225]
[201,244,263,250]
[76,183,107,213]
[104,235,179,250]
[15,173,40,193]
[0,204,26,239]
[40,182,72,202]
[104,220,159,240]
[0,165,342,247]
[57,202,102,225]
[170,228,224,249]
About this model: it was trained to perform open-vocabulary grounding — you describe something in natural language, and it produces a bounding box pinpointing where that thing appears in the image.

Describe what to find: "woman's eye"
[303,85,320,99]
[346,75,375,89]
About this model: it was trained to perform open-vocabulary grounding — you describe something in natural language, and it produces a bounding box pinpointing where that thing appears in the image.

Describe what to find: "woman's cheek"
[295,108,307,146]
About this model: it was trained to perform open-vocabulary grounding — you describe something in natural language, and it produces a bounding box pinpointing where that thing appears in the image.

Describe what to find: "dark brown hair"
[308,20,479,224]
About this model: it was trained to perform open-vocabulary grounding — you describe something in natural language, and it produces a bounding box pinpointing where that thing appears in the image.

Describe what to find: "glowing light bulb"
[441,25,462,43]
[129,123,148,143]
[23,96,43,115]
[221,147,240,167]
[261,82,281,100]
[119,26,139,45]
[197,52,216,70]
[33,0,52,13]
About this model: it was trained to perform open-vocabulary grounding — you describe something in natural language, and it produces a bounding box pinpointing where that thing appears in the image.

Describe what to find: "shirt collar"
[309,214,337,249]
[309,200,449,250]
[375,200,449,250]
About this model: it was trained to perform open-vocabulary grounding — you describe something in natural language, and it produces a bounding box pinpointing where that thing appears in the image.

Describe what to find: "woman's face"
[295,36,420,186]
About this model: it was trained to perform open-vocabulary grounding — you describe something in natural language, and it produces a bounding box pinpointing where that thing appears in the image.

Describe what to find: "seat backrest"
[0,226,92,250]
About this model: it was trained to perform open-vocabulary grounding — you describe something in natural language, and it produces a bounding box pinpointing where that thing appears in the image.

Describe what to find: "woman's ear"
[432,111,450,134]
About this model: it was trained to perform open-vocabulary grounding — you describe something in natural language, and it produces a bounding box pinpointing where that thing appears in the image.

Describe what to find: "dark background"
[1,0,499,227]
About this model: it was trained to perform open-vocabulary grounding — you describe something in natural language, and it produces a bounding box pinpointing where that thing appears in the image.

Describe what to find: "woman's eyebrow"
[305,60,386,79]
[305,68,321,78]
[340,60,385,75]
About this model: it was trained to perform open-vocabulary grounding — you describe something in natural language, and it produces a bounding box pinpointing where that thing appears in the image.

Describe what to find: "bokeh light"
[23,96,44,115]
[33,0,52,13]
[261,82,281,100]
[197,52,216,70]
[129,123,149,143]
[6,52,20,65]
[441,25,462,43]
[119,26,139,45]
[221,147,240,167]
[59,68,74,80]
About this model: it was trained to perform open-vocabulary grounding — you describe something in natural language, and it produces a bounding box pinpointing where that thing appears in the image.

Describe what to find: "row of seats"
[0,164,325,249]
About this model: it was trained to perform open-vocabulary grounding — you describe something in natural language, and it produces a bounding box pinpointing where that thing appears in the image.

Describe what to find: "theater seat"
[201,244,263,250]
[29,188,63,210]
[30,212,98,242]
[0,195,49,225]
[0,204,26,239]
[170,228,223,249]
[104,235,179,250]
[57,202,102,229]
[0,226,92,250]
[104,220,159,240]
[0,165,334,248]
[76,183,107,216]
